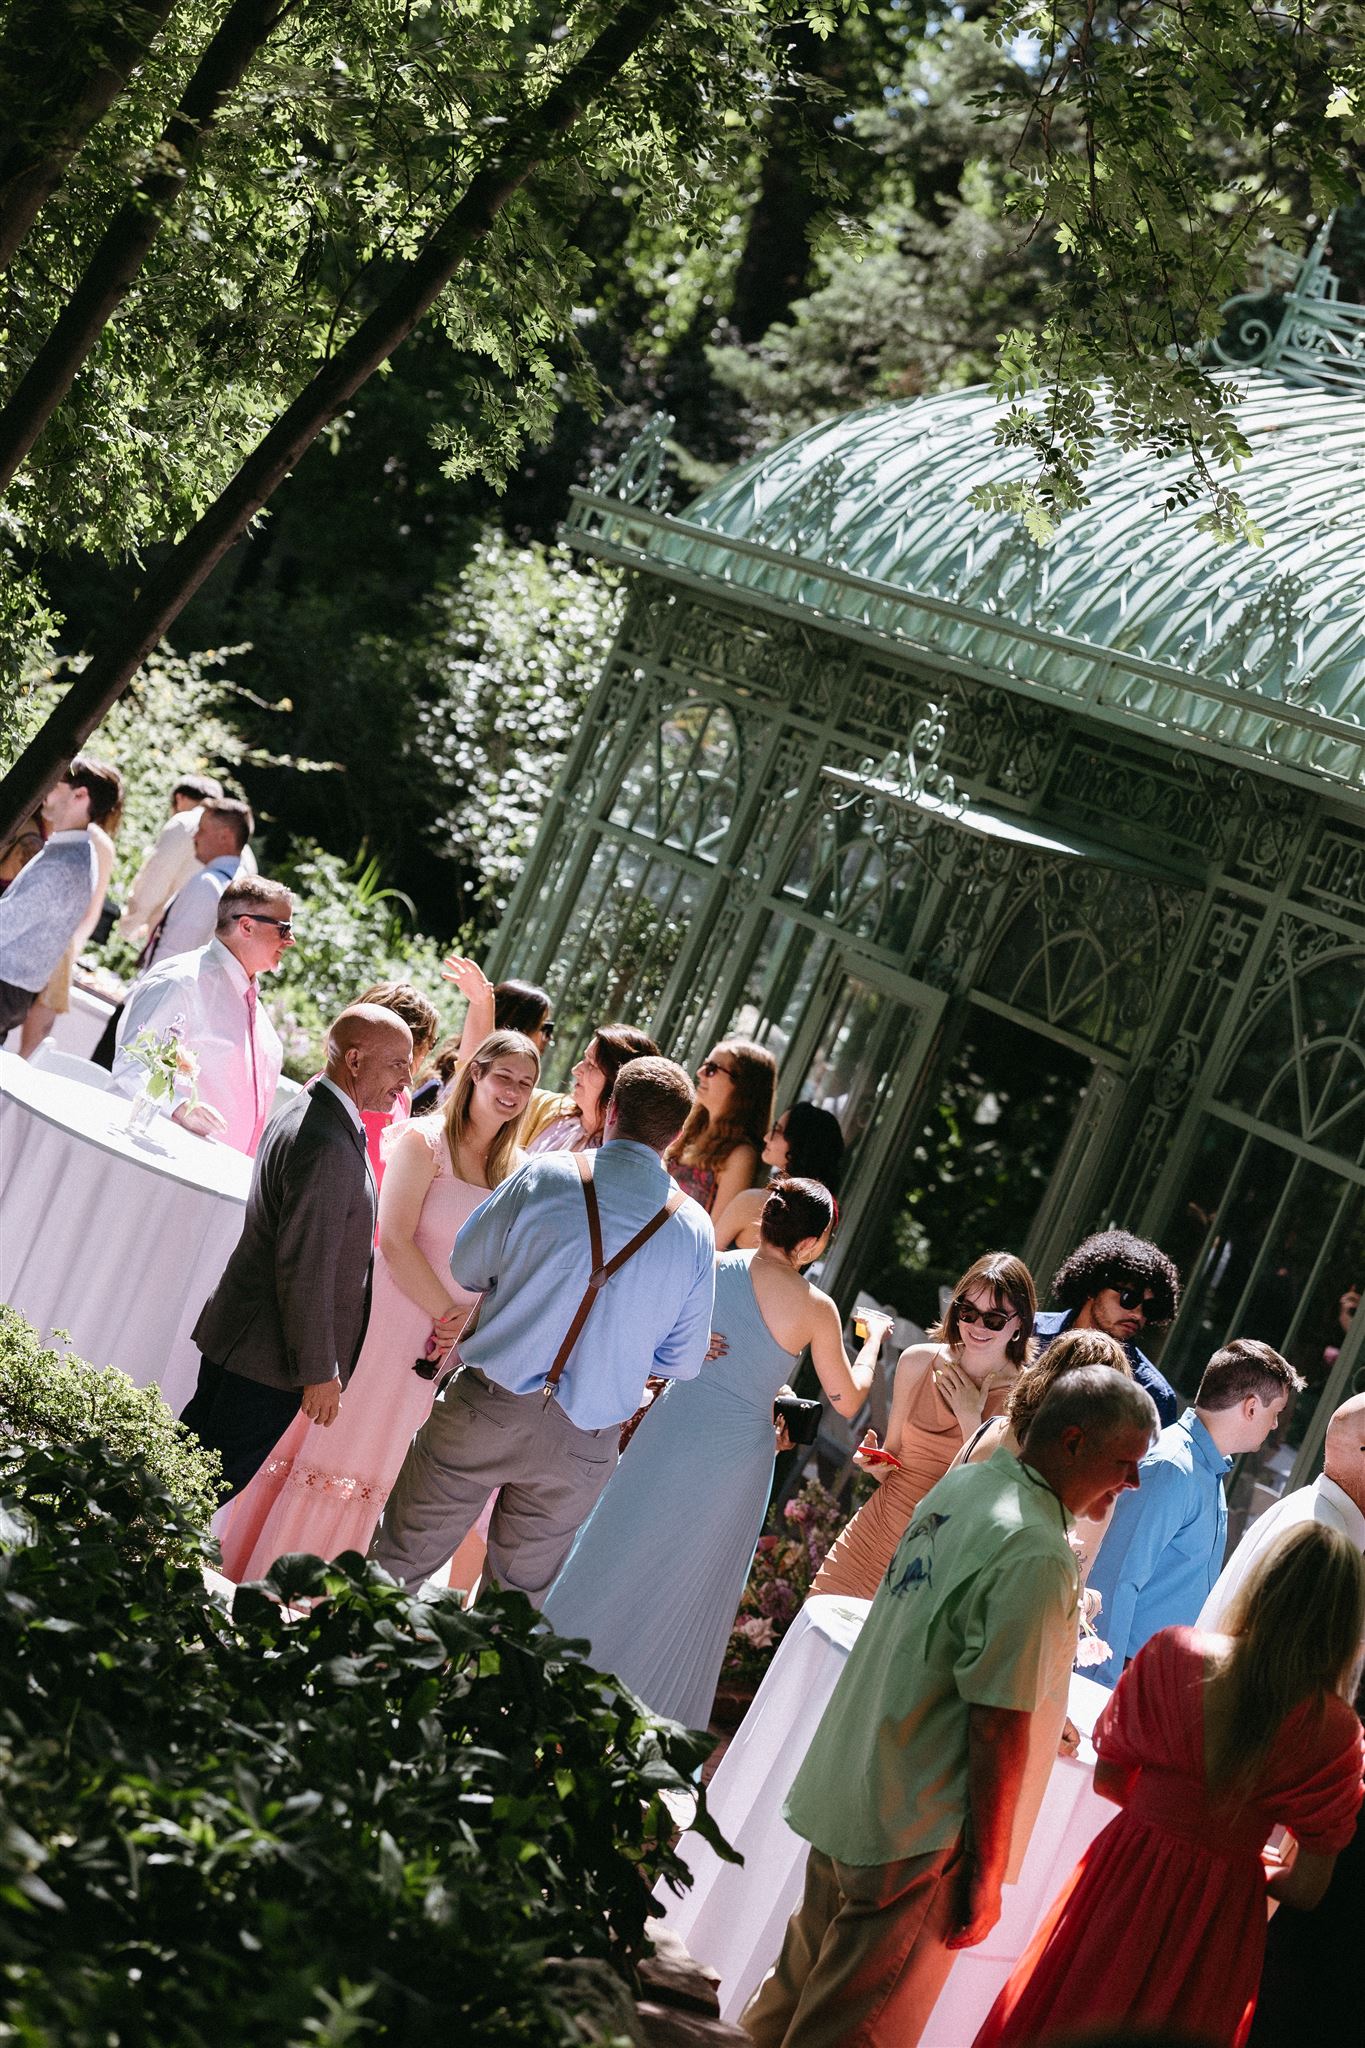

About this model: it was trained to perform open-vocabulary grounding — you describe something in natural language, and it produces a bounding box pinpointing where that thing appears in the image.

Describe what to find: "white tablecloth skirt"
[659,1596,1114,2043]
[0,1051,249,1414]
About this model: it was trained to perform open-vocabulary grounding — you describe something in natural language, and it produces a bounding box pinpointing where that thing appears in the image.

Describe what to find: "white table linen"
[0,1050,249,1413]
[658,1595,1114,2039]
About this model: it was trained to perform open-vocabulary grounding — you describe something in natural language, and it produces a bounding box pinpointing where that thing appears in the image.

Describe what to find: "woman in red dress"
[972,1520,1365,2048]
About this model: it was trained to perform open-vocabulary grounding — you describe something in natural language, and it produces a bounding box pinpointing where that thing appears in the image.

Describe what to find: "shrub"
[0,1306,220,1554]
[0,1434,727,2046]
[721,1480,847,1690]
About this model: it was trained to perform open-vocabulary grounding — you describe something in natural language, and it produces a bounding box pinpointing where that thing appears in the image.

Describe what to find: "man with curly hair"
[1034,1230,1181,1428]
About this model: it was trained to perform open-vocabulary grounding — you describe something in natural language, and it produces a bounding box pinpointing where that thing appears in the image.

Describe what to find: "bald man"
[1198,1391,1365,1630]
[183,1003,413,1499]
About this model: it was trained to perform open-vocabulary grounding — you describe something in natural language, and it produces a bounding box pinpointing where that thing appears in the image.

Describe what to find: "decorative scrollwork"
[826,700,960,824]
[587,413,676,511]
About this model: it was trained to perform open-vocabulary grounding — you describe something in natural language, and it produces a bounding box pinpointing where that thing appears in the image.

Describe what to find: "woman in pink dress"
[972,1520,1365,2048]
[219,1029,540,1579]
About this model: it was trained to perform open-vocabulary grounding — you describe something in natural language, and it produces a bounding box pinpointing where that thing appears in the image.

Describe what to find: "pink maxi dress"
[219,1116,486,1579]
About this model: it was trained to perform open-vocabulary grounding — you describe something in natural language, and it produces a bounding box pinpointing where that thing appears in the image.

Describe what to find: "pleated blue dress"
[543,1250,801,1728]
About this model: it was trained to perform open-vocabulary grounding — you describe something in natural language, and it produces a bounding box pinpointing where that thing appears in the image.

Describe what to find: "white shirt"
[314,1074,363,1132]
[147,854,241,964]
[1197,1474,1365,1630]
[108,938,282,1156]
[117,810,256,944]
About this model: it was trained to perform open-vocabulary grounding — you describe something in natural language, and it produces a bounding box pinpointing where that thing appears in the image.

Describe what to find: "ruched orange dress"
[811,1350,1012,1599]
[971,1626,1364,2048]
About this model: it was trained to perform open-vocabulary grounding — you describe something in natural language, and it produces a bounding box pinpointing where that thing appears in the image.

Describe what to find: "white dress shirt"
[117,810,256,944]
[108,938,283,1155]
[1197,1473,1365,1630]
[146,854,241,964]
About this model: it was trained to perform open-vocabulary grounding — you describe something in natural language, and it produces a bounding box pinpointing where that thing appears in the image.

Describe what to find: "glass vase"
[123,1080,161,1140]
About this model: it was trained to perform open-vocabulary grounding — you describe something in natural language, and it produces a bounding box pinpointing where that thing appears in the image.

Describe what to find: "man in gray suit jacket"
[183,1003,413,1500]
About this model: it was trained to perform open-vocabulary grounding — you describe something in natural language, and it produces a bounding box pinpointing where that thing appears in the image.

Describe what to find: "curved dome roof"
[634,371,1365,789]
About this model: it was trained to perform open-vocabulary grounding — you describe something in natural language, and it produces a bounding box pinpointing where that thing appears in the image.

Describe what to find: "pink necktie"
[244,978,262,1146]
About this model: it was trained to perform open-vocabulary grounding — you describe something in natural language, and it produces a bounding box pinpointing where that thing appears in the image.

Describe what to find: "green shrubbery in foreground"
[0,1317,723,2045]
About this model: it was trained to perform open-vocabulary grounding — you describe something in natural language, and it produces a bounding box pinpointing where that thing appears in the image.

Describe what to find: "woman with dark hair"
[219,1030,540,1580]
[542,1179,893,1727]
[527,1023,659,1154]
[665,1036,777,1216]
[973,1522,1365,2048]
[713,1100,845,1251]
[811,1251,1037,1600]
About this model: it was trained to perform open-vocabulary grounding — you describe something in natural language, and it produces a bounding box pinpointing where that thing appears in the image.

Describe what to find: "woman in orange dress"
[972,1521,1365,2048]
[810,1252,1035,1600]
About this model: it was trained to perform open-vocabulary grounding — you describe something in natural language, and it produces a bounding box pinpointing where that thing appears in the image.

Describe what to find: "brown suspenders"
[541,1150,687,1404]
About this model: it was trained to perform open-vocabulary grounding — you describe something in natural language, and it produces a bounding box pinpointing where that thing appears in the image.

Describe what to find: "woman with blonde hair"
[666,1035,776,1216]
[973,1521,1365,2048]
[220,1030,540,1578]
[811,1251,1036,1600]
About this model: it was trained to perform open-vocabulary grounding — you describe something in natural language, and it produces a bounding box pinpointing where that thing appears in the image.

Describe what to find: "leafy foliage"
[0,1430,727,2046]
[722,1480,849,1688]
[0,1305,220,1554]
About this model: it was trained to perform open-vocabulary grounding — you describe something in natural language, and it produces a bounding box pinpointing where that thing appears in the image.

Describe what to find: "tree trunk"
[0,0,178,273]
[0,0,674,841]
[0,0,297,496]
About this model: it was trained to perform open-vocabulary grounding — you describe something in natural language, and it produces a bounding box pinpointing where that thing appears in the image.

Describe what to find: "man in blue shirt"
[373,1057,715,1605]
[1087,1337,1303,1683]
[1034,1230,1182,1426]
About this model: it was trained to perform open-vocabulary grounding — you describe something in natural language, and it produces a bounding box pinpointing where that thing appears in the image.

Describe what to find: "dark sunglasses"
[541,1020,555,1043]
[699,1058,736,1080]
[243,914,293,938]
[954,1299,1016,1333]
[1115,1285,1157,1314]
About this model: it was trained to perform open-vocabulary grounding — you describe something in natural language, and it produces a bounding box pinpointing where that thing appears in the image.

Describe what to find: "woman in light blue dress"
[542,1180,893,1728]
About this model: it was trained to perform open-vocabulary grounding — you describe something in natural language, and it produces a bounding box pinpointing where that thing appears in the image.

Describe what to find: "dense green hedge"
[0,1417,723,2045]
[0,1305,220,1555]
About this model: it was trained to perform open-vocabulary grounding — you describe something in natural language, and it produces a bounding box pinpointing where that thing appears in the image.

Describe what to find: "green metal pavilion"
[487,239,1365,1512]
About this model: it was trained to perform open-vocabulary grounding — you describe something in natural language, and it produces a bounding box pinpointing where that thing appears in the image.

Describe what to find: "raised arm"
[807,1294,892,1420]
[442,955,496,1065]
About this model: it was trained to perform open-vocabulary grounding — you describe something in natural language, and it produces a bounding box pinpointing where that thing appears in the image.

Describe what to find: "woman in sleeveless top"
[219,1031,539,1580]
[973,1523,1365,2048]
[713,1101,845,1251]
[811,1252,1035,1601]
[665,1036,776,1217]
[542,1180,892,1728]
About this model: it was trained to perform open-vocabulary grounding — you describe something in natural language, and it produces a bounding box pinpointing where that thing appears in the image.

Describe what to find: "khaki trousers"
[370,1370,618,1605]
[741,1838,966,2048]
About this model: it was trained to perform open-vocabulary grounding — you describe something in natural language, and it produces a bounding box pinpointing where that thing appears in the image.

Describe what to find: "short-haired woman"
[713,1100,845,1251]
[811,1251,1037,1600]
[219,1030,540,1580]
[542,1179,893,1728]
[972,1521,1365,2048]
[665,1036,777,1217]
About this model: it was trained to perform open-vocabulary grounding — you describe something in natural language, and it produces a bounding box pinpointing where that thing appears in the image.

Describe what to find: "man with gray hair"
[183,1002,413,1499]
[109,874,293,1153]
[742,1366,1157,2048]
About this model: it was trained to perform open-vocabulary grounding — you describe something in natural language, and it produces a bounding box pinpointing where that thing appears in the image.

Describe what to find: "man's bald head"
[326,1003,413,1114]
[1325,1393,1365,1511]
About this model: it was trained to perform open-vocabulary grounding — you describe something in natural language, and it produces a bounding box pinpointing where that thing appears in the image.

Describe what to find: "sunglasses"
[541,1021,555,1043]
[699,1059,736,1080]
[1115,1285,1157,1315]
[244,915,293,938]
[954,1299,1016,1333]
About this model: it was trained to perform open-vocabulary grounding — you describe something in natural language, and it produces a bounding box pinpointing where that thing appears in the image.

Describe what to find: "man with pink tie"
[108,875,292,1153]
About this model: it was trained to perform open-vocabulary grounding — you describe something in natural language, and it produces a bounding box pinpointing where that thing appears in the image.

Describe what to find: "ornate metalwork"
[1211,218,1365,399]
[587,413,676,511]
[825,700,960,826]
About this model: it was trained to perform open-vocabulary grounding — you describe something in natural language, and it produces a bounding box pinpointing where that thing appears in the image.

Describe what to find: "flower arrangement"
[721,1481,847,1692]
[121,1026,199,1106]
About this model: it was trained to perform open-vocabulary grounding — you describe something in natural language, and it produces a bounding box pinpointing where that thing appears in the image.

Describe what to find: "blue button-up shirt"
[449,1139,716,1431]
[1086,1408,1233,1683]
[1034,1308,1179,1427]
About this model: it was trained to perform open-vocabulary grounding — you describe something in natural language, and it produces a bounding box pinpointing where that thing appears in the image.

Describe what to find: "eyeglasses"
[1115,1285,1157,1315]
[954,1299,1016,1333]
[244,915,293,938]
[699,1059,736,1080]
